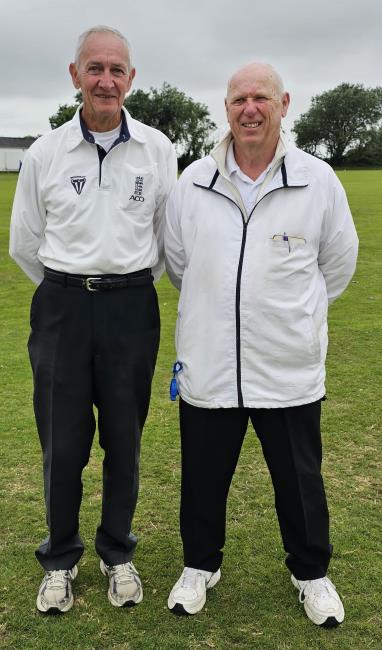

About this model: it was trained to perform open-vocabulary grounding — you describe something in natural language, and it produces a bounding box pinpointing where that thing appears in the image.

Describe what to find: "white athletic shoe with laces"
[168,567,221,614]
[100,560,143,607]
[291,575,345,626]
[36,566,78,613]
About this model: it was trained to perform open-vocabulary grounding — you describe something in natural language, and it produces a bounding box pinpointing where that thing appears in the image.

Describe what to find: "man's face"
[69,32,135,132]
[225,66,289,155]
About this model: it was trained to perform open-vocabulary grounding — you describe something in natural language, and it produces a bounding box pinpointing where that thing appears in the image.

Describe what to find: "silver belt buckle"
[85,277,102,291]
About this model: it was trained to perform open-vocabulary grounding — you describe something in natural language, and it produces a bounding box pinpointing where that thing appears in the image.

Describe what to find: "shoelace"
[298,577,335,603]
[44,570,70,588]
[181,569,206,589]
[109,563,136,584]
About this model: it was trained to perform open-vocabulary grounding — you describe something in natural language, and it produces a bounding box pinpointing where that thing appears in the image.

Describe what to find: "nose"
[243,98,258,114]
[98,69,114,89]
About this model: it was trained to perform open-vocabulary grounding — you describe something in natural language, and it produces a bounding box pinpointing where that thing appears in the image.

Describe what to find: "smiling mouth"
[96,94,117,99]
[242,122,261,128]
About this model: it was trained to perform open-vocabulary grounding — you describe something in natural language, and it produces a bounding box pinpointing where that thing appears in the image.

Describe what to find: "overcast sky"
[1,0,381,140]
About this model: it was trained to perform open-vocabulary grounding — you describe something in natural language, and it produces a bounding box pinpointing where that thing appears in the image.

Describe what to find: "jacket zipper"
[193,163,297,407]
[235,221,248,407]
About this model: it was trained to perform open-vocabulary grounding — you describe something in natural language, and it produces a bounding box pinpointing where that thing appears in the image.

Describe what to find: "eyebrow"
[230,92,269,100]
[86,60,128,69]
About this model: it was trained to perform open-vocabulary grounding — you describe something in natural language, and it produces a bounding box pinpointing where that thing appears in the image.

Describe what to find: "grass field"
[0,170,381,650]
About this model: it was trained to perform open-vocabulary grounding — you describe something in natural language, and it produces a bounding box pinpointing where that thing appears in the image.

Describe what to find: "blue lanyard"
[170,361,183,401]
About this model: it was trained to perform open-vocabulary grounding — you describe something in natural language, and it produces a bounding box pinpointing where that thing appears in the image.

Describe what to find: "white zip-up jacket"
[165,133,358,409]
[10,107,177,284]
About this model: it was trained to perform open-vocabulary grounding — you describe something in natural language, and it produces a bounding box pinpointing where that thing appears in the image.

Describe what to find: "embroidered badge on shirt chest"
[129,175,145,202]
[70,176,86,195]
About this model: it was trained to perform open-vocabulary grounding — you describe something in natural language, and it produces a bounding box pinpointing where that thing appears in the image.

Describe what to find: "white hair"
[74,25,132,70]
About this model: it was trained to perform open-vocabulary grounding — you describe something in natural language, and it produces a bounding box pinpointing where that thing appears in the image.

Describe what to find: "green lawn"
[0,170,381,650]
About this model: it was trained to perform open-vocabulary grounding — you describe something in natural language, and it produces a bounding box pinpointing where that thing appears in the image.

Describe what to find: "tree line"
[49,84,216,171]
[292,83,382,167]
[49,82,382,168]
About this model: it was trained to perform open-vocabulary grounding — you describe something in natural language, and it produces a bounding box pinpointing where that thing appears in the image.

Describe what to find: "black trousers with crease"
[28,275,159,570]
[179,397,332,580]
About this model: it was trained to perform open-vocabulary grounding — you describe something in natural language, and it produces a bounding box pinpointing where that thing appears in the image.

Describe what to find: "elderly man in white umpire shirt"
[10,25,177,613]
[165,62,358,627]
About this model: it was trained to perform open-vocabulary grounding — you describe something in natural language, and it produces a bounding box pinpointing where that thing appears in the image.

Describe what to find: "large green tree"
[49,84,216,168]
[125,83,216,169]
[292,83,382,166]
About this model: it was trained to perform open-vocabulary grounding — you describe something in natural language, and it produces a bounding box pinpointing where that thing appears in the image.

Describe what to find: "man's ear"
[126,67,136,93]
[69,63,81,90]
[281,92,290,118]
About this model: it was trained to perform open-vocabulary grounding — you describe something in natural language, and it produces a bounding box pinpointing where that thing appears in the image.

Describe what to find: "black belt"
[44,267,153,291]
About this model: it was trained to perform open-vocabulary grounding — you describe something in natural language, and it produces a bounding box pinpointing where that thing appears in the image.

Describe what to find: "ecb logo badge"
[129,175,145,202]
[70,176,86,195]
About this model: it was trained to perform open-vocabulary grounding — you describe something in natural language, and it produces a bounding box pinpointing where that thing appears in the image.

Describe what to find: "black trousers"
[179,398,332,580]
[28,275,160,570]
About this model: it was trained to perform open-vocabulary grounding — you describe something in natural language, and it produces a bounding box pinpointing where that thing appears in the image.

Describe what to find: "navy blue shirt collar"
[79,109,130,148]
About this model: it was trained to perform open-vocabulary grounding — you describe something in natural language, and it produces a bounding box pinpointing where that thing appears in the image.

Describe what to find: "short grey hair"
[74,25,133,70]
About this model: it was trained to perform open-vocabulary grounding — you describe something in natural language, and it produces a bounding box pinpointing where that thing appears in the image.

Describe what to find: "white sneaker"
[36,566,78,613]
[168,567,221,615]
[291,575,345,626]
[100,560,143,607]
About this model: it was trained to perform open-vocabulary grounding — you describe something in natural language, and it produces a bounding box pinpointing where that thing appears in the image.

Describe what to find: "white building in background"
[0,137,37,171]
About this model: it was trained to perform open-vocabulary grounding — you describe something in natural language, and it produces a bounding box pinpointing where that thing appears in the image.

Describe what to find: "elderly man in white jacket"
[165,62,358,626]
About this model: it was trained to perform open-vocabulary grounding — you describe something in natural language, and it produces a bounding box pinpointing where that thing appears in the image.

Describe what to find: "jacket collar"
[203,130,309,190]
[66,106,146,152]
[211,130,288,178]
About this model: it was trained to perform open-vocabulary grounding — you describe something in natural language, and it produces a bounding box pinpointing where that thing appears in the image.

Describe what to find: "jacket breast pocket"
[264,236,314,305]
[118,163,159,218]
[269,235,307,252]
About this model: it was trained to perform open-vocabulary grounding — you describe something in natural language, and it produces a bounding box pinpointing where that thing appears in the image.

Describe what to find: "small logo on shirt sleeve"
[129,175,145,202]
[70,176,87,195]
